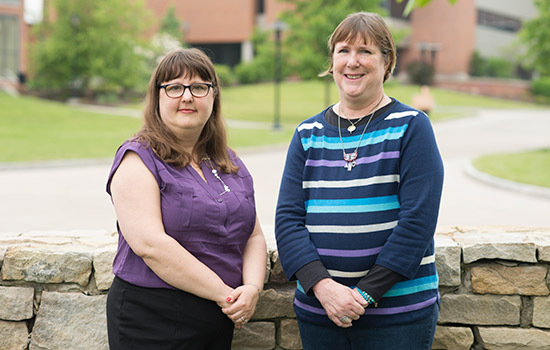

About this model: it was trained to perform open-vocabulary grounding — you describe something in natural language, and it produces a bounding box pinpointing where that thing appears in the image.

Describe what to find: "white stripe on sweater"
[326,254,435,278]
[307,220,398,234]
[303,175,399,189]
[385,111,418,120]
[297,121,324,131]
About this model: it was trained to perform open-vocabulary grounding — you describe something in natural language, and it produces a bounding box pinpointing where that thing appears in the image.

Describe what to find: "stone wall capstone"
[1,226,550,350]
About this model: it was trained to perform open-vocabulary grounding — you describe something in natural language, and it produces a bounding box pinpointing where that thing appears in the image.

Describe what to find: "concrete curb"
[0,158,113,171]
[464,160,550,200]
[0,144,289,172]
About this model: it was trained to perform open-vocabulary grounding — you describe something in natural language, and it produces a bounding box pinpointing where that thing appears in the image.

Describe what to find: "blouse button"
[217,198,223,203]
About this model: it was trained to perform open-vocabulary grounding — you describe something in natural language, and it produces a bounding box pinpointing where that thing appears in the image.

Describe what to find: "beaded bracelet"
[355,287,376,306]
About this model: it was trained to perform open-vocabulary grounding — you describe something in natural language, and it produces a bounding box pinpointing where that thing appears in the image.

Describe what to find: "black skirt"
[107,276,234,350]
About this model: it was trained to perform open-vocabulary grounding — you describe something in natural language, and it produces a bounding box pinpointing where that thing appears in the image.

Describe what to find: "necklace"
[201,155,230,196]
[346,118,363,133]
[338,95,385,172]
[337,105,366,134]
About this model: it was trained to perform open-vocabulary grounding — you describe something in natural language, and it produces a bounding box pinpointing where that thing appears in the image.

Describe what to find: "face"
[158,74,215,136]
[332,36,388,103]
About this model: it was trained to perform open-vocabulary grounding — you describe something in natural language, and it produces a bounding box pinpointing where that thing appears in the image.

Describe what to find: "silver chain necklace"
[338,96,384,172]
[202,155,230,196]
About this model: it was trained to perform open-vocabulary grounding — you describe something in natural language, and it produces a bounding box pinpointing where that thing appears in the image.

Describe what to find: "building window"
[0,14,19,78]
[256,0,264,14]
[477,9,522,32]
[190,43,241,67]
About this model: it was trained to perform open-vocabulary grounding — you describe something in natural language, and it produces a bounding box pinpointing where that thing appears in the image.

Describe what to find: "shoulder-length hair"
[136,48,238,173]
[320,12,397,82]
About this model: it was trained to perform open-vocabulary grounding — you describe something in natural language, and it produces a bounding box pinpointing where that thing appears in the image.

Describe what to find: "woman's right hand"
[312,278,366,328]
[216,290,235,309]
[221,284,261,329]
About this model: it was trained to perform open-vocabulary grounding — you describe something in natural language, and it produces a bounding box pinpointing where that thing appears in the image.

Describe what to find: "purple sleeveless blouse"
[106,140,256,289]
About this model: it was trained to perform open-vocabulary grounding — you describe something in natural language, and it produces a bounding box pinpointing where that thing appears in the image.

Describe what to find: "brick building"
[0,0,31,85]
[143,0,292,67]
[390,0,537,80]
[0,0,537,87]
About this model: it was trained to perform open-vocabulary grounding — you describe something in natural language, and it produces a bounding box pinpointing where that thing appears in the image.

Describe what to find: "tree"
[29,0,151,99]
[279,0,384,80]
[520,0,550,77]
[396,0,459,16]
[135,5,186,75]
[160,5,182,41]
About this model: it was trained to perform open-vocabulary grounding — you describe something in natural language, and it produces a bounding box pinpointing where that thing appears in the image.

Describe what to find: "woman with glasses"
[106,48,266,350]
[275,12,444,349]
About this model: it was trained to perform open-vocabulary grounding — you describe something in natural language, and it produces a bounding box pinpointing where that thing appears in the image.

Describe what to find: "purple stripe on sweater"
[357,151,400,165]
[364,296,438,315]
[306,151,400,167]
[294,296,438,317]
[294,298,326,315]
[317,246,383,257]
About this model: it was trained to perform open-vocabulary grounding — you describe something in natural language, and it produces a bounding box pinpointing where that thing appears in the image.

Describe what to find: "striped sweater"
[275,99,444,328]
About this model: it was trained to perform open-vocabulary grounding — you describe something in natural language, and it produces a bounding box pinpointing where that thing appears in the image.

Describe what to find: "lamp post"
[272,20,287,130]
[70,14,80,101]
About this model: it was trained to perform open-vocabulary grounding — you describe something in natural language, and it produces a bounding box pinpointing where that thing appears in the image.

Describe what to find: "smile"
[345,74,364,80]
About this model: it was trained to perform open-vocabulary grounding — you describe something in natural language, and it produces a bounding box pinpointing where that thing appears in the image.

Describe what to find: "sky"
[24,0,43,25]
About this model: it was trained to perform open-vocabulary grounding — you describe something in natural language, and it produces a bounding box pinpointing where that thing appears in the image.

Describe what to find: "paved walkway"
[1,108,549,249]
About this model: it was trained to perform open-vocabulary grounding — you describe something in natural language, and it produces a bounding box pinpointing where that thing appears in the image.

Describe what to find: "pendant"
[347,124,356,133]
[343,152,357,162]
[343,152,357,172]
[212,169,231,195]
[344,161,356,171]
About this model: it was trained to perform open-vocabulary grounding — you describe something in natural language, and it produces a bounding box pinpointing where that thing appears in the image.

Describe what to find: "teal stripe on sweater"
[298,275,438,298]
[301,125,408,151]
[383,275,438,297]
[305,195,400,213]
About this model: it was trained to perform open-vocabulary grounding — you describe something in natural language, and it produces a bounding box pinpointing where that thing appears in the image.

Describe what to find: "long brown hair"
[320,12,397,82]
[136,48,238,173]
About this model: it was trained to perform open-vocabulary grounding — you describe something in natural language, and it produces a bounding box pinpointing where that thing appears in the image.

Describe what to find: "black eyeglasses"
[159,83,214,98]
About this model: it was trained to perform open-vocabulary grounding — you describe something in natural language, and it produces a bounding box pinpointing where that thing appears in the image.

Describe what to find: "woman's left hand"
[221,284,261,329]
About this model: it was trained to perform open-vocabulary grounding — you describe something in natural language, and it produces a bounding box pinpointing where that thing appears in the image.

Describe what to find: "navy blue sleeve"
[375,113,444,279]
[275,129,323,281]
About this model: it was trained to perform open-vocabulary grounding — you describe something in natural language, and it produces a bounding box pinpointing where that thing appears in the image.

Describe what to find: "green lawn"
[221,80,538,125]
[473,149,550,188]
[0,81,541,164]
[0,91,293,163]
[0,93,142,162]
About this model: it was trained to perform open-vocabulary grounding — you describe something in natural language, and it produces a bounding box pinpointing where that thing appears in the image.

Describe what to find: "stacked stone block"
[1,227,550,349]
[433,227,550,350]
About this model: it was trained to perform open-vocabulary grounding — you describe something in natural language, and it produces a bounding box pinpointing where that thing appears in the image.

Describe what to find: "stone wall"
[1,226,550,350]
[435,78,532,101]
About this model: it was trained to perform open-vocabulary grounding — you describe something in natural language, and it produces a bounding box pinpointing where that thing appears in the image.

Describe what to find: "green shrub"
[469,51,514,78]
[406,61,434,86]
[96,92,119,105]
[214,64,237,87]
[234,61,269,84]
[485,58,514,78]
[469,51,485,77]
[531,77,550,102]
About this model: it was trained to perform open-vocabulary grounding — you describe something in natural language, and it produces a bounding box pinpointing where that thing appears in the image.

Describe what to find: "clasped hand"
[312,279,369,328]
[218,284,260,329]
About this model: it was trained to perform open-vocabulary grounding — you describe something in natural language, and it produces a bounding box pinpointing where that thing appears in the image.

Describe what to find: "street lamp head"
[271,20,289,32]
